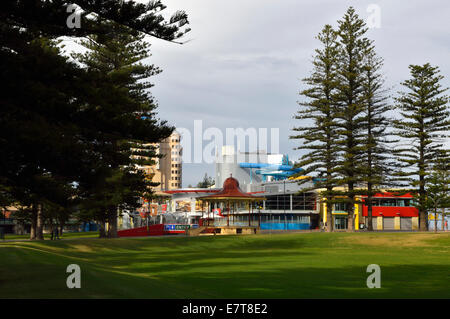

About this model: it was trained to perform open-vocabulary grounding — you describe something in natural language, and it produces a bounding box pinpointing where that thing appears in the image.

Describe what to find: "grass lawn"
[0,232,448,298]
[3,231,99,241]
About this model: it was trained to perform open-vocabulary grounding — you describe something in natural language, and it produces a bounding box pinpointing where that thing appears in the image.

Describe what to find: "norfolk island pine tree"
[393,64,450,231]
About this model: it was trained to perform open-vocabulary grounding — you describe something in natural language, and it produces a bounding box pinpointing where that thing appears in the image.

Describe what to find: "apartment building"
[140,131,183,191]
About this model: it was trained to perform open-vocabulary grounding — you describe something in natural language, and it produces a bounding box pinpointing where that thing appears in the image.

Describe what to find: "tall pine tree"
[393,64,450,231]
[425,151,450,232]
[333,7,372,232]
[1,0,190,239]
[73,20,173,238]
[359,46,395,231]
[291,24,341,232]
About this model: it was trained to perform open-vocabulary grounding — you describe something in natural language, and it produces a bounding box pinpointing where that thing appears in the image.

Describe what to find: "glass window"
[396,199,411,206]
[292,193,315,210]
[397,199,405,207]
[265,195,290,210]
[334,202,347,211]
[370,199,380,206]
[334,216,348,230]
[381,199,396,206]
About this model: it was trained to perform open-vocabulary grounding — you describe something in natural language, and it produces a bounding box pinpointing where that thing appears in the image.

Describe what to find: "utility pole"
[284,180,286,231]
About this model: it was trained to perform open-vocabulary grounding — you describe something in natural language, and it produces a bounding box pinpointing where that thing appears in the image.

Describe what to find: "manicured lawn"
[3,231,99,241]
[0,232,448,298]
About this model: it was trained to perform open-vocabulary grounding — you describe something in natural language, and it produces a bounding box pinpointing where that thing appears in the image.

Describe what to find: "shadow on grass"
[0,234,448,298]
[1,248,448,299]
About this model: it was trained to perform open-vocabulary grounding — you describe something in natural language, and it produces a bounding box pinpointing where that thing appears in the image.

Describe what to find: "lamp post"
[284,180,286,231]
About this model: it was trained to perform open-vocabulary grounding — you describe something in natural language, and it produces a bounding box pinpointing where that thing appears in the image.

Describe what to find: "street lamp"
[284,179,286,231]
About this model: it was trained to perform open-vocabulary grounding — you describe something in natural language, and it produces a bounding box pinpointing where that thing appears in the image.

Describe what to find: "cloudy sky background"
[135,0,450,187]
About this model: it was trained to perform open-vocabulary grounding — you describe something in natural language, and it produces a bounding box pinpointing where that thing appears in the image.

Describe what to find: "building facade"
[140,131,183,191]
[321,192,420,231]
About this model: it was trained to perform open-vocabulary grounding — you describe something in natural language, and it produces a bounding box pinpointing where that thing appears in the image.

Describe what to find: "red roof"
[199,177,265,200]
[361,192,415,198]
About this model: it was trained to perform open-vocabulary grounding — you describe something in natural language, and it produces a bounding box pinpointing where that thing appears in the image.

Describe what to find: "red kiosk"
[197,176,265,235]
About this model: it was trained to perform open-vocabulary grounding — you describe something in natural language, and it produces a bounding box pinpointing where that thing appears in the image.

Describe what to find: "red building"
[361,192,419,230]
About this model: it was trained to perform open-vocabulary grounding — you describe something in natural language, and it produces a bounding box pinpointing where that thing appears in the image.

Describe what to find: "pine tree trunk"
[418,135,427,231]
[442,208,445,231]
[36,204,44,240]
[367,182,373,231]
[98,220,107,238]
[367,198,373,231]
[434,205,437,233]
[419,209,428,231]
[107,208,118,238]
[326,200,333,232]
[347,203,354,232]
[59,221,64,237]
[419,189,427,231]
[347,185,354,232]
[30,205,37,240]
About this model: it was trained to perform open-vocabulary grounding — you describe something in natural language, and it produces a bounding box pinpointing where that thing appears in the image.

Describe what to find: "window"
[265,196,277,210]
[334,202,347,212]
[292,193,316,210]
[370,198,412,207]
[381,199,397,207]
[396,199,411,207]
[334,216,348,230]
[264,193,315,211]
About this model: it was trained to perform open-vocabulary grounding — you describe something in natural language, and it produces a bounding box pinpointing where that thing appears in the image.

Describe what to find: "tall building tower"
[168,131,182,189]
[140,131,182,191]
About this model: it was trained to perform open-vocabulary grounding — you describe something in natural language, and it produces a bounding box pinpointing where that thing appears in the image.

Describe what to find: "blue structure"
[260,222,310,230]
[81,222,98,232]
[239,155,303,182]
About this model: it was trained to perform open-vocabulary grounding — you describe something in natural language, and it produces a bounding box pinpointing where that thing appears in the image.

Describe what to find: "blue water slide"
[239,162,303,182]
[254,170,298,176]
[239,163,303,172]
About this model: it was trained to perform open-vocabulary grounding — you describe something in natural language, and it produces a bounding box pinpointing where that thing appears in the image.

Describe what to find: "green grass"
[3,231,99,241]
[0,232,449,298]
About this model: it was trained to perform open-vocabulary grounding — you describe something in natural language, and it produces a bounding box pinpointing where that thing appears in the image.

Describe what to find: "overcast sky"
[138,0,450,187]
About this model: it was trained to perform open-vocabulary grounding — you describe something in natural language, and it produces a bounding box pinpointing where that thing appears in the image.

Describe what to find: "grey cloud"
[144,0,450,186]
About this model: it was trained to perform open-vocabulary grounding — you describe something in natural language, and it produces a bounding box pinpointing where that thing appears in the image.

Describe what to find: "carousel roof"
[199,176,265,201]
